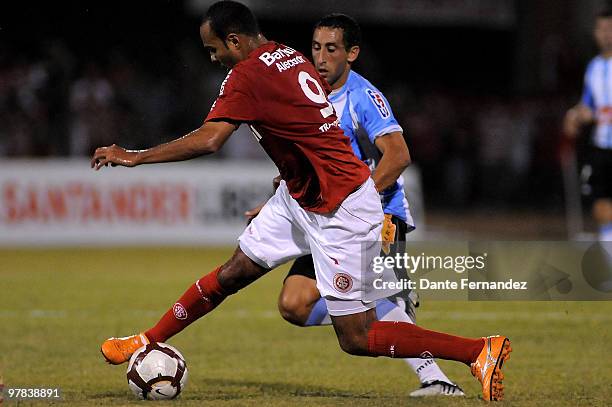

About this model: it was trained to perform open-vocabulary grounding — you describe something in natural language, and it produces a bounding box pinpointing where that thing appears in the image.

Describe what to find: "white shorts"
[238,178,384,316]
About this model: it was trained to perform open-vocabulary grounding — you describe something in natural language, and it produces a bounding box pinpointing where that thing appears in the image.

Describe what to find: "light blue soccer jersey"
[582,56,612,149]
[329,70,415,228]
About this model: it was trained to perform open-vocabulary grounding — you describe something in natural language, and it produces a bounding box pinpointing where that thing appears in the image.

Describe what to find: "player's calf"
[144,249,266,343]
[331,309,377,356]
[101,247,270,364]
[335,331,370,356]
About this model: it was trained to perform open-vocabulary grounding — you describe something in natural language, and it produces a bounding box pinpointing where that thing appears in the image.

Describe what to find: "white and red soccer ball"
[126,342,188,400]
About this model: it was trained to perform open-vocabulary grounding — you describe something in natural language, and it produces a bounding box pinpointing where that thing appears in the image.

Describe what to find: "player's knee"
[336,332,369,356]
[277,292,308,326]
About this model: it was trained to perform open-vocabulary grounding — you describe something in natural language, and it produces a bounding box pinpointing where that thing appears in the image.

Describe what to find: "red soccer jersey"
[205,41,370,213]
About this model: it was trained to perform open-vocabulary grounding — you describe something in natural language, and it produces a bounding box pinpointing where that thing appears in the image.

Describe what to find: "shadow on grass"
[188,378,377,400]
[195,378,377,400]
[89,378,377,402]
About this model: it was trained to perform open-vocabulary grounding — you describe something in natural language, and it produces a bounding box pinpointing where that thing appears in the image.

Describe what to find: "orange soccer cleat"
[470,335,512,401]
[100,333,149,365]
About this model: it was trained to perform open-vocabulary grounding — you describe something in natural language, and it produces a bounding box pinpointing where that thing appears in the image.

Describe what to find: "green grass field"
[1,248,611,406]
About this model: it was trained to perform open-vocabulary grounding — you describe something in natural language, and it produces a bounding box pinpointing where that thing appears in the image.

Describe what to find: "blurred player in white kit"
[564,8,612,243]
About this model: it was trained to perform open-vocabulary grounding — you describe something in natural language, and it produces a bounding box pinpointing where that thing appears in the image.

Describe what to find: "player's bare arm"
[563,103,595,138]
[91,121,237,170]
[372,131,411,192]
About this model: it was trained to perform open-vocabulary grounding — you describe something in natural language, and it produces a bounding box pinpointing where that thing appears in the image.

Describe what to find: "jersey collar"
[329,70,354,99]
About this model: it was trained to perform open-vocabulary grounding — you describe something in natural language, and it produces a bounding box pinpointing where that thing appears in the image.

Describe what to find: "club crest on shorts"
[333,273,353,293]
[172,303,188,320]
[366,89,390,119]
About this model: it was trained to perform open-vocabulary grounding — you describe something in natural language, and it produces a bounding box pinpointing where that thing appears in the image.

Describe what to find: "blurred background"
[0,0,608,242]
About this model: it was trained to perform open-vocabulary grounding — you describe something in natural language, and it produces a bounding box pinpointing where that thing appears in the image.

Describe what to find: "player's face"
[200,22,241,68]
[595,17,612,54]
[312,27,358,89]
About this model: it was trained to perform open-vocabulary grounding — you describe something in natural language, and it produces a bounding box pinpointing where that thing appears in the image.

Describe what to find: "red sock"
[367,321,484,365]
[145,267,228,343]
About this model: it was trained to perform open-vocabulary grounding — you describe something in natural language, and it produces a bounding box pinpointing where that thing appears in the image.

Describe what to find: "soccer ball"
[126,342,188,400]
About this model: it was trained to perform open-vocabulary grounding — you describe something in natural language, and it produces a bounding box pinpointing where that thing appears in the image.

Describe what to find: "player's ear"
[226,33,240,50]
[347,46,360,64]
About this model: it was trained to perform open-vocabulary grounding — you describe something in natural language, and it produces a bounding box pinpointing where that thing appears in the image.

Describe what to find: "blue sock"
[305,298,331,326]
[375,298,397,320]
[305,298,404,326]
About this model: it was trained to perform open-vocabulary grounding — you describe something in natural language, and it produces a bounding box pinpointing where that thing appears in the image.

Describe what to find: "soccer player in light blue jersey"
[564,8,612,242]
[274,13,464,397]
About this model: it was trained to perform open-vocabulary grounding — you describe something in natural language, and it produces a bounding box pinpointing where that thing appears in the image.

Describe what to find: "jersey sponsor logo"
[366,89,390,119]
[276,55,306,72]
[172,303,188,320]
[333,272,353,293]
[258,46,297,66]
[318,118,340,133]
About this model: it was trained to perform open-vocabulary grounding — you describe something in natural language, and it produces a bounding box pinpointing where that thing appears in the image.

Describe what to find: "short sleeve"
[356,87,403,144]
[581,60,596,110]
[581,82,594,110]
[205,68,257,123]
[581,74,595,110]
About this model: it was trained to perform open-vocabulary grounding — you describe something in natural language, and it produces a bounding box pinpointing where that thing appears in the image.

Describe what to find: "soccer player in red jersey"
[92,1,511,401]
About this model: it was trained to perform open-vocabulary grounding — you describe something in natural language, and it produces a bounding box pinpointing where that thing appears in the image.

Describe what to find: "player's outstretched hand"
[91,144,139,170]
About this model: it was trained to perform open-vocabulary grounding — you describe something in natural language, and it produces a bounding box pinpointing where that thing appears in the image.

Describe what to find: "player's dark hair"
[314,13,362,49]
[597,6,612,19]
[202,1,260,41]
